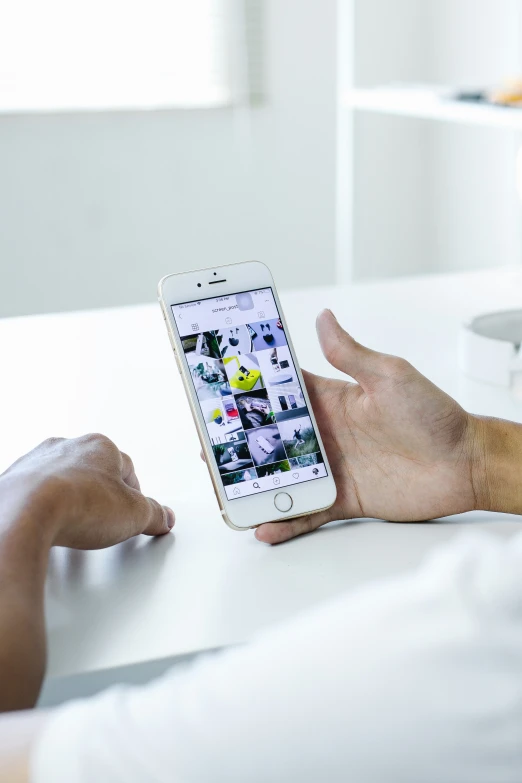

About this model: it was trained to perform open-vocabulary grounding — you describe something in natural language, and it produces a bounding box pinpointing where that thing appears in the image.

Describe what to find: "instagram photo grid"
[181,318,324,491]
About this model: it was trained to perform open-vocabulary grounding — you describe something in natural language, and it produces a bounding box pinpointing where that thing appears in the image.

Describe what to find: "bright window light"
[0,0,232,112]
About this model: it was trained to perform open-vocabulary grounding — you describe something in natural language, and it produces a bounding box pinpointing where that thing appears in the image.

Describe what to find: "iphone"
[158,261,336,531]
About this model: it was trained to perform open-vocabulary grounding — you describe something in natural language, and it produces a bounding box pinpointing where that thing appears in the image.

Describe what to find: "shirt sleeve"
[30,531,522,783]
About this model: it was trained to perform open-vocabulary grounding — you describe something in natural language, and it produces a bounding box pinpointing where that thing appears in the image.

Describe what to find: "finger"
[255,508,334,544]
[316,309,386,391]
[127,490,175,537]
[120,452,141,491]
[200,450,206,462]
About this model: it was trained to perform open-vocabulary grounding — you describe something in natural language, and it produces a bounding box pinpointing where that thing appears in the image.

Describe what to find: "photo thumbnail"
[235,389,275,431]
[222,467,258,487]
[211,430,247,446]
[245,425,286,466]
[289,452,324,468]
[277,415,319,458]
[224,430,246,443]
[256,345,295,385]
[181,331,221,360]
[216,325,253,359]
[256,460,291,478]
[182,333,231,401]
[256,348,307,419]
[273,395,307,420]
[223,353,264,394]
[246,318,287,351]
[269,384,307,421]
[200,397,242,443]
[213,440,253,474]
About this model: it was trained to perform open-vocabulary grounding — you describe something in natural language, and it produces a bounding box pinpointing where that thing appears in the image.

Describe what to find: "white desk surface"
[2,266,522,682]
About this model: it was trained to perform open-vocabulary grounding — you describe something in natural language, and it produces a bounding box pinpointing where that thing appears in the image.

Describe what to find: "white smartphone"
[158,260,337,531]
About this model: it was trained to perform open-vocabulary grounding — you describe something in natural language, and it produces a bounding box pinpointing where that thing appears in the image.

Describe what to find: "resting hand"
[0,434,175,549]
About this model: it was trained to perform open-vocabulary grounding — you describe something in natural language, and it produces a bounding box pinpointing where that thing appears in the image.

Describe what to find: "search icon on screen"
[253,482,260,489]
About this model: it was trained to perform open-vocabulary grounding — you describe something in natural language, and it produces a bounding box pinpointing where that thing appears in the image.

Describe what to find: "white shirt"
[31,531,522,783]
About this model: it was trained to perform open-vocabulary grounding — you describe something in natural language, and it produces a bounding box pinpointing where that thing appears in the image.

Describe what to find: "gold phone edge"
[158,265,336,532]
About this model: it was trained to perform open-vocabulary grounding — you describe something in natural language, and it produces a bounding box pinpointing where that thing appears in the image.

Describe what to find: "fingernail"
[318,308,336,323]
[254,527,269,543]
[164,507,175,529]
[324,308,337,321]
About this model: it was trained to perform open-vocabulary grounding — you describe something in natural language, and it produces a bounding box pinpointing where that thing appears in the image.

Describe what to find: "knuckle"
[145,494,159,515]
[147,498,167,527]
[120,451,134,468]
[80,432,115,449]
[40,436,65,447]
[383,355,411,376]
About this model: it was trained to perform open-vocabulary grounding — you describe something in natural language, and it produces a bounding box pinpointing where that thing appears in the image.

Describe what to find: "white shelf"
[344,86,522,131]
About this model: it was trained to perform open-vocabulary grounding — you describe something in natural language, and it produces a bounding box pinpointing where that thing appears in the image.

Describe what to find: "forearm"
[0,475,55,712]
[0,434,173,711]
[0,529,49,711]
[472,415,522,515]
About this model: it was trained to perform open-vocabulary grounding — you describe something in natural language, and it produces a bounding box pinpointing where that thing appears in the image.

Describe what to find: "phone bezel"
[158,260,337,530]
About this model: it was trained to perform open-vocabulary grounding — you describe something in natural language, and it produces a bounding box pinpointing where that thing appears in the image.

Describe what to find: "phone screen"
[172,287,327,500]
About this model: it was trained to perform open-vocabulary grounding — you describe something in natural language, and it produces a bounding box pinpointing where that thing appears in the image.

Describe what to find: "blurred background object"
[342,0,522,283]
[2,0,522,316]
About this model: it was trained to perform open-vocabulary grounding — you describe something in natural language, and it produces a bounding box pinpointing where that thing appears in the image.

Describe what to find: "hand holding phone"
[255,309,481,544]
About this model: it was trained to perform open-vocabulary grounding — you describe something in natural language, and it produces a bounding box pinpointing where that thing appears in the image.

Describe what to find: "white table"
[2,266,522,699]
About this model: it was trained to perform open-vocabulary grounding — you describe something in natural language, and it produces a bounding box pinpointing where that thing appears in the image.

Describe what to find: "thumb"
[316,309,384,390]
[136,494,175,537]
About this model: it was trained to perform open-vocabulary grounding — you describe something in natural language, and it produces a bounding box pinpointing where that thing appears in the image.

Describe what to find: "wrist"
[468,415,522,515]
[0,472,67,550]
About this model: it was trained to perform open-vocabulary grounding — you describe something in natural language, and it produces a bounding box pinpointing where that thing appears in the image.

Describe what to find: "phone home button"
[274,492,293,513]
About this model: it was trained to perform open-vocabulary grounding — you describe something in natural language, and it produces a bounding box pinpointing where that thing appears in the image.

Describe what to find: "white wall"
[350,0,522,280]
[430,0,522,275]
[0,0,337,317]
